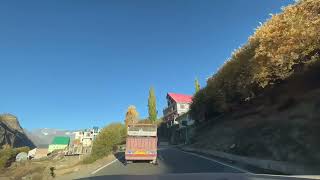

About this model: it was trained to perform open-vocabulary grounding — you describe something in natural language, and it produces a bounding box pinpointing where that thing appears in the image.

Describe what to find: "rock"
[0,114,35,148]
[16,152,28,162]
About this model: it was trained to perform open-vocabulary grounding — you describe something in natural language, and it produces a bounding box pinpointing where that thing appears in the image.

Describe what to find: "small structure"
[16,152,28,162]
[28,148,48,159]
[48,136,70,153]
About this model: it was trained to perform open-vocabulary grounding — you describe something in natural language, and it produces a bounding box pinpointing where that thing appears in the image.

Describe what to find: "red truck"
[125,124,158,165]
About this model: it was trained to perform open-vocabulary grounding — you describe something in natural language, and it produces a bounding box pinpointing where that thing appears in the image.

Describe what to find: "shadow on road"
[114,151,126,165]
[78,142,248,179]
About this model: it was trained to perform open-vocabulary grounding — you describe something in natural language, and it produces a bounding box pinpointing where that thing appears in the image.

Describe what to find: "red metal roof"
[167,93,193,103]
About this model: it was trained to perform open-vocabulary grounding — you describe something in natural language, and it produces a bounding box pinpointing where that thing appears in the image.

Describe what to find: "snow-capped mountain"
[25,128,76,147]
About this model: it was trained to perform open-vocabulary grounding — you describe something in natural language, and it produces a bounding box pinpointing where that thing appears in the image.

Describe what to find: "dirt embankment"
[192,68,320,165]
[0,154,116,180]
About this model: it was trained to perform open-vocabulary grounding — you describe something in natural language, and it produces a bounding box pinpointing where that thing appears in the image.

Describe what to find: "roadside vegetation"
[148,87,158,123]
[191,0,320,123]
[83,123,126,164]
[188,0,320,165]
[0,145,29,170]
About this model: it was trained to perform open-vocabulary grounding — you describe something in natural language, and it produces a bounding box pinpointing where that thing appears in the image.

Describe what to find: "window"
[180,104,185,109]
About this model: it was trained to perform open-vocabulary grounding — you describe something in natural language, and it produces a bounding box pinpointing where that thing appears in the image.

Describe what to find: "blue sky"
[0,0,293,130]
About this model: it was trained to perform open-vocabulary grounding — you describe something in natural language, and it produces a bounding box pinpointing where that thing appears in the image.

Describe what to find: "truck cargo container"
[125,124,158,164]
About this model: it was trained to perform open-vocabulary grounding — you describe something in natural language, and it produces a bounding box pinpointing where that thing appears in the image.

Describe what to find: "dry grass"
[1,154,117,180]
[192,81,320,165]
[191,0,320,122]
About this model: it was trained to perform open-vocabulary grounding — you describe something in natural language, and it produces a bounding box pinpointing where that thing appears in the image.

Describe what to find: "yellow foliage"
[124,105,139,127]
[191,0,320,122]
[250,0,320,87]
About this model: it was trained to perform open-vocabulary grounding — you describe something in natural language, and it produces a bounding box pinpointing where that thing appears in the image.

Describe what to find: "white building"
[74,127,100,147]
[28,148,48,159]
[163,93,193,126]
[176,112,195,128]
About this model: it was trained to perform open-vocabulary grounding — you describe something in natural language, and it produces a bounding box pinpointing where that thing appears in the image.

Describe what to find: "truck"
[125,124,158,165]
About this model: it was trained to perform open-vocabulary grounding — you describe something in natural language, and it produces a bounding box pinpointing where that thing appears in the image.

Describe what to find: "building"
[163,93,193,126]
[68,127,101,155]
[48,136,70,153]
[28,148,48,159]
[175,112,195,128]
[74,127,100,147]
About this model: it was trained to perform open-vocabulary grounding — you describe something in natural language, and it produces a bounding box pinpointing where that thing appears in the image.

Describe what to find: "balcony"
[163,105,175,117]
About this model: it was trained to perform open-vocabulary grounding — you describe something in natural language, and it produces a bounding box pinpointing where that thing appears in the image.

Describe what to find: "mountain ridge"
[0,114,35,149]
[25,128,76,147]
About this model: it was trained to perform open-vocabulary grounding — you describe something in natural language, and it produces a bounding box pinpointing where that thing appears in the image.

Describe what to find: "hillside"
[0,114,35,149]
[189,0,320,166]
[192,66,320,165]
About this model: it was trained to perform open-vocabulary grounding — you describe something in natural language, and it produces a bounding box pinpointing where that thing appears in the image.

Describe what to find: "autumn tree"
[190,0,320,122]
[125,105,139,127]
[148,87,157,123]
[195,78,201,93]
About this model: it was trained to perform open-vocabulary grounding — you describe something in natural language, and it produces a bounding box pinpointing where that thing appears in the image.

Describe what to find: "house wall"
[163,103,191,124]
[178,113,195,128]
[34,149,48,159]
[177,103,190,115]
[28,148,37,158]
[74,128,100,147]
[82,138,93,147]
[48,144,68,153]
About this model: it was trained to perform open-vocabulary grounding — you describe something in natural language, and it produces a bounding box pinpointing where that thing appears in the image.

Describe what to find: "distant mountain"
[0,114,35,149]
[25,128,76,147]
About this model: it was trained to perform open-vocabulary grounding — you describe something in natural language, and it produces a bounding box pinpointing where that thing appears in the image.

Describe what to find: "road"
[87,146,245,178]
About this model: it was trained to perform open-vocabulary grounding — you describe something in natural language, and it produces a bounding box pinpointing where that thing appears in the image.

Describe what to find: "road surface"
[88,145,245,178]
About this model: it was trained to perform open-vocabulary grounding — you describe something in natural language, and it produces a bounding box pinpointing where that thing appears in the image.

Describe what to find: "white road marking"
[253,174,320,179]
[91,156,123,175]
[175,148,311,178]
[176,149,252,174]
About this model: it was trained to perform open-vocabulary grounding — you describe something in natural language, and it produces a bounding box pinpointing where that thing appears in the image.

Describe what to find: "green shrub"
[0,145,30,170]
[83,123,126,164]
[191,0,320,122]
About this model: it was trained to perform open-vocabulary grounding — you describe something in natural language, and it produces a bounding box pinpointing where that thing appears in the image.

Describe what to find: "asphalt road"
[89,146,244,178]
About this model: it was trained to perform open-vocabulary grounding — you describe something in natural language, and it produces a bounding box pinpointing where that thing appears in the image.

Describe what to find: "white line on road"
[176,149,252,174]
[91,157,122,175]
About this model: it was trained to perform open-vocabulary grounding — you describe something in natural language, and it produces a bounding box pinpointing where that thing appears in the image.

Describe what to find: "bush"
[83,123,126,164]
[0,145,30,170]
[191,0,320,122]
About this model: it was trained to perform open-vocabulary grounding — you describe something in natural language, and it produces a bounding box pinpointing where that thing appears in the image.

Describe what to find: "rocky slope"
[0,114,35,149]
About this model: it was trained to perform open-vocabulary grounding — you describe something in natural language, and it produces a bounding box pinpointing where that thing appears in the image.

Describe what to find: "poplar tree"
[148,87,157,123]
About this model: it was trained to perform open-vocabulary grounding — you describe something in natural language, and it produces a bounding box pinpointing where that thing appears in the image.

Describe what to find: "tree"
[84,123,126,163]
[125,105,139,127]
[148,87,157,122]
[195,78,201,93]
